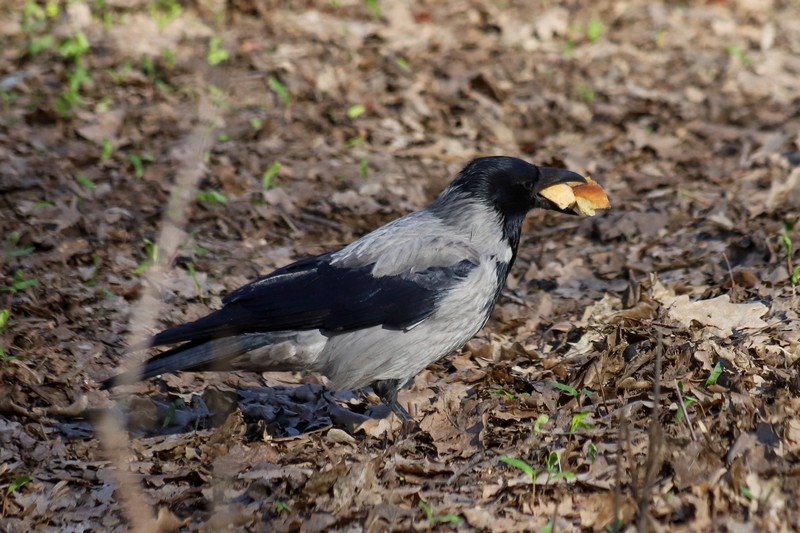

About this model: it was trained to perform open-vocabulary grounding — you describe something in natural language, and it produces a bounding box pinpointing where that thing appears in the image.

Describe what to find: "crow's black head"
[448,156,586,218]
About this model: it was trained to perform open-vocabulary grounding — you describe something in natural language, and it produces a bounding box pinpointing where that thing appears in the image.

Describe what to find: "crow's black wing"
[140,253,477,349]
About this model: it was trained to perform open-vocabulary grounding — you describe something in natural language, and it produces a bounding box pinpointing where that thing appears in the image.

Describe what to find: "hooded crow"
[103,156,587,420]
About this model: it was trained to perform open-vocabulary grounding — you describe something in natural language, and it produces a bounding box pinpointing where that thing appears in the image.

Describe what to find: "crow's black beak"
[533,166,587,215]
[533,167,587,193]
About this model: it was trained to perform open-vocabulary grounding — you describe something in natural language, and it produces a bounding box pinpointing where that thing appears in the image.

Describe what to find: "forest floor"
[1,0,799,531]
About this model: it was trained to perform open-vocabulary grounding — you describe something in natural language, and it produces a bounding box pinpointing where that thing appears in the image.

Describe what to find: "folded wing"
[135,252,478,351]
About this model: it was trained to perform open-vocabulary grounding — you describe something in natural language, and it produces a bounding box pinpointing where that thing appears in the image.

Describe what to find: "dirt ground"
[1,0,799,531]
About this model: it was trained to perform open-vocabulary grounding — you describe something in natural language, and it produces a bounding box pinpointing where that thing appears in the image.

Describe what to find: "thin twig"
[675,380,698,441]
[721,251,736,291]
[447,446,514,485]
[98,76,220,530]
[612,417,624,533]
[594,359,611,417]
[636,329,665,533]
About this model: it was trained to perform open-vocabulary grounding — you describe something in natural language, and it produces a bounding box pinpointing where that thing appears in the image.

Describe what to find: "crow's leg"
[372,378,412,422]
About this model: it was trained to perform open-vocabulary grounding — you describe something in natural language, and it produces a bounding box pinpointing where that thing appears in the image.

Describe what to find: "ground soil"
[1,0,799,531]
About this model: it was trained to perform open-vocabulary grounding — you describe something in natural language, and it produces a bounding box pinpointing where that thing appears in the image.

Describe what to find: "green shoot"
[418,500,461,525]
[544,451,561,473]
[781,222,800,286]
[185,262,203,299]
[207,36,229,65]
[262,162,281,189]
[675,382,697,422]
[705,361,723,386]
[1,270,38,293]
[29,35,54,54]
[675,397,697,422]
[56,63,91,117]
[5,232,35,258]
[86,253,101,286]
[586,17,605,43]
[53,32,91,117]
[0,345,14,366]
[569,411,594,435]
[363,0,381,19]
[75,174,97,193]
[655,29,668,47]
[249,117,263,130]
[545,451,576,480]
[109,61,133,84]
[132,238,158,275]
[553,381,579,397]
[6,475,32,495]
[162,47,176,68]
[394,56,411,71]
[490,387,528,400]
[533,414,549,433]
[217,132,231,142]
[58,31,90,58]
[576,83,595,102]
[150,0,182,28]
[347,103,366,119]
[499,455,537,509]
[208,84,230,109]
[162,398,185,427]
[346,135,365,148]
[586,441,598,463]
[0,308,9,331]
[538,522,553,533]
[101,139,113,161]
[780,221,793,256]
[21,1,46,34]
[726,44,752,66]
[563,39,576,57]
[129,153,153,177]
[275,500,291,513]
[140,55,155,78]
[553,381,594,400]
[197,190,228,204]
[268,76,291,105]
[499,455,535,480]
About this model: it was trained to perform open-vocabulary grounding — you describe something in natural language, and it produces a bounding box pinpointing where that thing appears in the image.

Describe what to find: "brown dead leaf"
[654,283,768,336]
[461,506,539,532]
[76,109,125,145]
[355,416,398,439]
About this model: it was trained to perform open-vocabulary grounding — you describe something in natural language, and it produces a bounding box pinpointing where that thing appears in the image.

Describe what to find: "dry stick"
[594,359,611,417]
[636,329,665,533]
[612,417,624,533]
[721,252,736,293]
[674,379,698,441]
[447,449,491,485]
[98,83,220,531]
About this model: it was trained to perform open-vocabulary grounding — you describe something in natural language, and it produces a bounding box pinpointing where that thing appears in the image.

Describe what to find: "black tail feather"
[101,335,274,390]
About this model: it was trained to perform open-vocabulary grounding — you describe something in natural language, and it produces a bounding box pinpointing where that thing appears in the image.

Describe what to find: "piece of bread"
[573,177,610,215]
[540,176,610,215]
[539,183,576,210]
